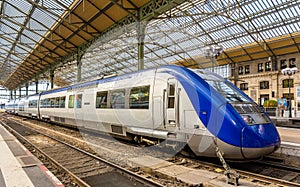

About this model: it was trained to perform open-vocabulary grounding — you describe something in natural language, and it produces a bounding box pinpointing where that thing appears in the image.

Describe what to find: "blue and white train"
[5,65,280,160]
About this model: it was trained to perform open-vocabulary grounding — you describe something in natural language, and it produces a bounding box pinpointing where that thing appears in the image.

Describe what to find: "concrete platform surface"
[0,123,63,187]
[275,127,300,158]
[128,155,266,186]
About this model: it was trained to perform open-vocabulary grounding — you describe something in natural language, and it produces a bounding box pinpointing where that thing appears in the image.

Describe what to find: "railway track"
[170,155,300,186]
[0,116,162,187]
[2,113,300,186]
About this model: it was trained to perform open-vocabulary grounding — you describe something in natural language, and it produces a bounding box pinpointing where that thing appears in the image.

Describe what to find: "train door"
[164,78,180,131]
[82,90,96,129]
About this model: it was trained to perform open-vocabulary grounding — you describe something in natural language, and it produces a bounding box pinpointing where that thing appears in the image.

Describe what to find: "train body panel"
[17,97,28,117]
[14,98,22,115]
[5,100,15,114]
[4,65,281,160]
[25,94,40,118]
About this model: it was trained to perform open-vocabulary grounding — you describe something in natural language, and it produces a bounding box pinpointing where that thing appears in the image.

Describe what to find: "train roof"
[20,65,226,97]
[40,66,158,95]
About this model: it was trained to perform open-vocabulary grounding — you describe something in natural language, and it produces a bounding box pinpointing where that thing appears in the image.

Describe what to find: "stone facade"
[229,53,300,115]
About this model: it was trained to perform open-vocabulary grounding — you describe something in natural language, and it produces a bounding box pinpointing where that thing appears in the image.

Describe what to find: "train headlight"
[242,115,255,125]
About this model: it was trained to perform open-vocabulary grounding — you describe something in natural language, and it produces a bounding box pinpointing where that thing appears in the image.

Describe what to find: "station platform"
[129,156,263,186]
[0,124,63,187]
[275,126,300,162]
[271,116,300,128]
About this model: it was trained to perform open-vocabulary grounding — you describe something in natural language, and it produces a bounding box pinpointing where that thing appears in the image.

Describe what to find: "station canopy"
[0,0,299,90]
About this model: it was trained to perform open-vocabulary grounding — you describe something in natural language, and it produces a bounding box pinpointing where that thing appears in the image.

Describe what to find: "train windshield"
[192,69,271,125]
[192,69,251,103]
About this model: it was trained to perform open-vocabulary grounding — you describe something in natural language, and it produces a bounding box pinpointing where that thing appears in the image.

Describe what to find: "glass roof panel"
[31,8,57,28]
[7,0,32,13]
[1,0,300,89]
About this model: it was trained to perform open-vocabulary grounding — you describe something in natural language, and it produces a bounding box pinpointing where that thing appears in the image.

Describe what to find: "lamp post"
[204,45,223,73]
[281,67,298,118]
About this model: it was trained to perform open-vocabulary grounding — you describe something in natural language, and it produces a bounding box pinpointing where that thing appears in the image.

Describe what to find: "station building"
[230,53,300,117]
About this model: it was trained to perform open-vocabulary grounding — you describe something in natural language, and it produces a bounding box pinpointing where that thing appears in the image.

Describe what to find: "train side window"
[41,98,50,108]
[51,97,59,108]
[59,96,66,108]
[40,99,45,108]
[129,86,150,109]
[68,95,74,108]
[110,90,125,109]
[75,94,82,108]
[29,100,37,108]
[19,103,24,111]
[168,84,175,108]
[96,91,108,108]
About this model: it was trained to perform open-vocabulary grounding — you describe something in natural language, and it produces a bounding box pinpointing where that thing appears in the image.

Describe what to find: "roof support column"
[35,78,39,94]
[137,21,147,70]
[19,87,21,98]
[50,69,54,89]
[14,90,16,100]
[10,91,13,100]
[25,83,29,96]
[231,63,238,86]
[77,51,84,83]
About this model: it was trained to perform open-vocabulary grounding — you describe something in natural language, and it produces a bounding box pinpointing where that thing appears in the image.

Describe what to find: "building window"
[280,59,287,69]
[238,66,243,75]
[245,65,250,74]
[282,79,294,88]
[258,63,264,72]
[265,62,271,71]
[283,93,294,100]
[240,83,248,90]
[289,58,296,68]
[260,81,269,89]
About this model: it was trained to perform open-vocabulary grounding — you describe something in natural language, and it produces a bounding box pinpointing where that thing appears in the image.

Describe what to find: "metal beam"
[14,0,187,90]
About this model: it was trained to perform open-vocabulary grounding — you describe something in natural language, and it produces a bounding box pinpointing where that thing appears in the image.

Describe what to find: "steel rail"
[0,117,163,187]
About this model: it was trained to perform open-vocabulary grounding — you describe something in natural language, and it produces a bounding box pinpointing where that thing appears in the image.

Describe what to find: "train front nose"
[241,124,281,159]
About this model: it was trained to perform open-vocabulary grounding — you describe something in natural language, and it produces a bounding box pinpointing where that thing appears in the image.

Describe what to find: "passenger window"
[68,95,74,108]
[41,98,50,108]
[40,99,45,108]
[110,90,125,109]
[29,100,37,108]
[129,86,150,109]
[168,84,175,108]
[59,97,66,108]
[51,98,59,108]
[75,94,82,108]
[96,91,108,108]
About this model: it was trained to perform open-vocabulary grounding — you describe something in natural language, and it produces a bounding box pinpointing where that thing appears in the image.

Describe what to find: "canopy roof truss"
[0,0,299,90]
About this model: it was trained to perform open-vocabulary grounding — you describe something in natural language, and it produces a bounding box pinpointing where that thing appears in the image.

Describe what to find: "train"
[5,65,281,160]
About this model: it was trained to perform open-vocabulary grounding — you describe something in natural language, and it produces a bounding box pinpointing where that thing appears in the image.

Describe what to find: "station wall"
[230,53,300,116]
